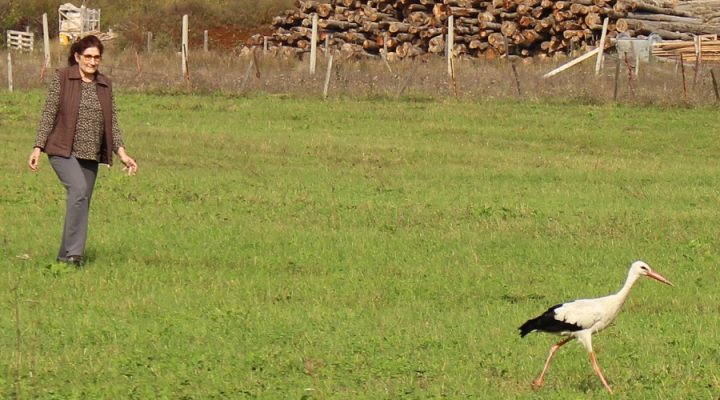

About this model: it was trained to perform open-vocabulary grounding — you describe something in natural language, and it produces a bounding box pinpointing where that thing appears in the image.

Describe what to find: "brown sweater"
[34,65,124,165]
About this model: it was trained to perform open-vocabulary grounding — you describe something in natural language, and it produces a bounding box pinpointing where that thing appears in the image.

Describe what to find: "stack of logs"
[651,35,720,63]
[250,0,720,60]
[675,0,720,28]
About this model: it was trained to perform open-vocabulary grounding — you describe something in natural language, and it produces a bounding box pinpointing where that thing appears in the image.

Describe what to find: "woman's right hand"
[28,147,42,172]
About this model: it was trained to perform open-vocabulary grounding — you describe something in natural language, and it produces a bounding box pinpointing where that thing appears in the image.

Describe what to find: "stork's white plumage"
[518,260,673,393]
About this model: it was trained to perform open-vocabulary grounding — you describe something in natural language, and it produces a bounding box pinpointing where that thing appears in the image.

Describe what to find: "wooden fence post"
[203,30,208,52]
[323,55,334,99]
[613,56,621,101]
[624,52,636,97]
[147,32,152,52]
[447,15,454,76]
[7,53,13,92]
[43,13,50,69]
[710,69,719,103]
[310,13,318,75]
[450,57,458,98]
[511,61,522,97]
[240,56,255,93]
[693,36,702,87]
[80,5,86,36]
[181,15,189,77]
[383,32,388,57]
[680,53,687,102]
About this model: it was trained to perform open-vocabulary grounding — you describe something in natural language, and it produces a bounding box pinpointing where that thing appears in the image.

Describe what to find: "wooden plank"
[594,17,609,75]
[543,46,601,78]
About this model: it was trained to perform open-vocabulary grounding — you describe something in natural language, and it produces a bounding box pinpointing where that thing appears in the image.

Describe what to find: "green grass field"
[1,91,719,399]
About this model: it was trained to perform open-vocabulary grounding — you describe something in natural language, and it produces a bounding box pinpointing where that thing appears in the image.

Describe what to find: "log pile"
[614,1,720,41]
[675,0,720,27]
[247,0,720,60]
[651,35,720,63]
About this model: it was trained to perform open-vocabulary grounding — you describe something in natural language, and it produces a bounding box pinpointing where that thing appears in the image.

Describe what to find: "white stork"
[518,260,673,394]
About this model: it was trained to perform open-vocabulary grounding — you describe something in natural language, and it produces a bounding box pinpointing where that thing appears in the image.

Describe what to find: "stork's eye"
[640,266,649,272]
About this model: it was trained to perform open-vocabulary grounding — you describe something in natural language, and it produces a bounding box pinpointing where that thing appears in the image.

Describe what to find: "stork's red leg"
[531,337,572,390]
[589,351,613,394]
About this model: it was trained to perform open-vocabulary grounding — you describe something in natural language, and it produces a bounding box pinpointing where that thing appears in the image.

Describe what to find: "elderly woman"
[28,35,138,266]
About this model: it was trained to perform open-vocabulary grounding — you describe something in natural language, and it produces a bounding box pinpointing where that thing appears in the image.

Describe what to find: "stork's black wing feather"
[519,303,584,337]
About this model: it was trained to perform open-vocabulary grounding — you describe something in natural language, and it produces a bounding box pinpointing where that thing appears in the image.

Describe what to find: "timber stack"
[651,35,720,62]
[247,0,720,60]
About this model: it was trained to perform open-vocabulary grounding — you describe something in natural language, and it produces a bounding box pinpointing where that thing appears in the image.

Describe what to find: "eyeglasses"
[81,54,102,61]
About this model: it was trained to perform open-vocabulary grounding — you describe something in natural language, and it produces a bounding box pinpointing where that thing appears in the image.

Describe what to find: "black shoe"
[67,255,84,266]
[58,255,84,267]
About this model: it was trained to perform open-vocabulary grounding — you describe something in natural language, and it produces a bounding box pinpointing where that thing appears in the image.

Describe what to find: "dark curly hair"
[68,35,104,66]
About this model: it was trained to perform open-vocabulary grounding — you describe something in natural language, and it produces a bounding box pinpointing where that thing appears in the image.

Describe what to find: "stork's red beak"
[647,270,674,287]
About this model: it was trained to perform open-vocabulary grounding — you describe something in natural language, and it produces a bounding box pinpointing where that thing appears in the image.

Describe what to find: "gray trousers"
[49,156,99,260]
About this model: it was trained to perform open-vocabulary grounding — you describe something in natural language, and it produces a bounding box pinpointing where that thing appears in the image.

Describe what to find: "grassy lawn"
[1,91,719,399]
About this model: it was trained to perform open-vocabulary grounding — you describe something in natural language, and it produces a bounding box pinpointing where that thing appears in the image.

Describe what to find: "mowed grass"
[1,91,719,399]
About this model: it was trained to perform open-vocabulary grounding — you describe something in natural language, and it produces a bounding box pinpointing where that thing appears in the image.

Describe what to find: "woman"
[27,35,138,266]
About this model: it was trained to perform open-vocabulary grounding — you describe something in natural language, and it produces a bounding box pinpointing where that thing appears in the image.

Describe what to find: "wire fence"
[1,45,718,106]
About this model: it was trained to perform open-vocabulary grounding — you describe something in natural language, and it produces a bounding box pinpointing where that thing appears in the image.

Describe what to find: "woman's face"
[74,46,102,79]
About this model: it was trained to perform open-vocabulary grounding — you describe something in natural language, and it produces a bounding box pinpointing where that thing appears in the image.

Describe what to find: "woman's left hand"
[117,147,138,176]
